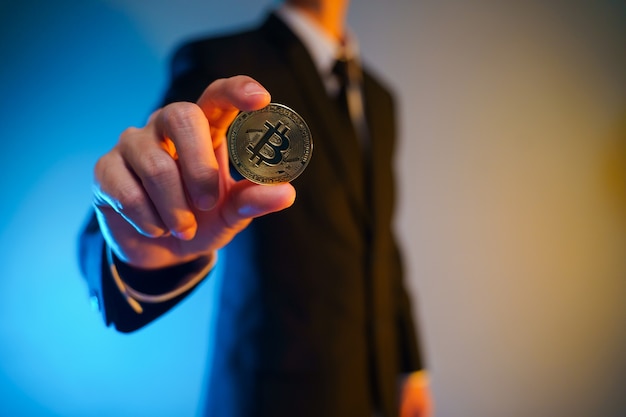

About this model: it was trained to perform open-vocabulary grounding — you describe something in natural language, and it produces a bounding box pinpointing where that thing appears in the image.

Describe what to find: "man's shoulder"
[165,17,271,80]
[172,12,281,60]
[176,24,260,56]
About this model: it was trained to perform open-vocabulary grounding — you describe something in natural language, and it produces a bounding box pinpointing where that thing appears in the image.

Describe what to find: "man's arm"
[78,212,216,332]
[79,76,295,332]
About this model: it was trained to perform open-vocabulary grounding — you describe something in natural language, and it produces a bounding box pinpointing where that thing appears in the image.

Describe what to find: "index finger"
[197,75,271,148]
[153,76,270,212]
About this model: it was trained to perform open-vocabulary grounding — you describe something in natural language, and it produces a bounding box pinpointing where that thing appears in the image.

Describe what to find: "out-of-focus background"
[0,1,624,416]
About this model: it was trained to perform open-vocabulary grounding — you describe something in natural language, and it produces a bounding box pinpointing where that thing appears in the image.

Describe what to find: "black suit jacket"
[79,12,423,417]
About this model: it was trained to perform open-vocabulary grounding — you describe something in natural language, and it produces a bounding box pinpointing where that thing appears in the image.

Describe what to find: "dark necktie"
[332,54,370,149]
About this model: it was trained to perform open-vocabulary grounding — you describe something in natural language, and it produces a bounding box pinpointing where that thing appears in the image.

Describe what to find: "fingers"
[95,75,276,245]
[219,181,296,229]
[95,106,214,241]
[155,102,220,211]
[95,129,197,240]
[151,76,270,212]
[93,150,168,238]
[197,75,271,147]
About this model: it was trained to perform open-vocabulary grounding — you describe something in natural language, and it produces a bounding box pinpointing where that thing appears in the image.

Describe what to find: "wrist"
[107,245,216,313]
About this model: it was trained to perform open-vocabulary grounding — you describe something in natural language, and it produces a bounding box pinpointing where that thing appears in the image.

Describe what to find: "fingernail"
[243,82,268,97]
[173,227,196,241]
[196,195,217,211]
[238,204,263,218]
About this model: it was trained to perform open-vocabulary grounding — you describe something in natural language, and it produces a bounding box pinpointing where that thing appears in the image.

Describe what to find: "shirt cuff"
[106,245,216,314]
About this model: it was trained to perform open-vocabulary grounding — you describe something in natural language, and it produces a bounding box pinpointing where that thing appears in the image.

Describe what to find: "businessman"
[79,0,432,415]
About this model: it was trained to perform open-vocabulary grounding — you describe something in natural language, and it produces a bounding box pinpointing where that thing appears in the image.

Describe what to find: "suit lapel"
[362,72,396,240]
[262,15,368,221]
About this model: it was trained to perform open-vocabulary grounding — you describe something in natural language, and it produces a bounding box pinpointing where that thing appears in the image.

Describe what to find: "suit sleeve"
[394,240,425,372]
[77,211,212,333]
[383,82,425,373]
[77,42,216,333]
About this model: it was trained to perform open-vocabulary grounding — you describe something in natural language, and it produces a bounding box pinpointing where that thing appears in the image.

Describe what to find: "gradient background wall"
[0,1,624,416]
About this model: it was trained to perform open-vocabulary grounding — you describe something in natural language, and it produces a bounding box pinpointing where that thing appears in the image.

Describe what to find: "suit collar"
[260,13,373,225]
[275,5,338,79]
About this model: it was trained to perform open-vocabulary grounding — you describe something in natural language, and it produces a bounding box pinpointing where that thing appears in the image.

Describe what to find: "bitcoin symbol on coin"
[227,103,313,184]
[246,121,290,167]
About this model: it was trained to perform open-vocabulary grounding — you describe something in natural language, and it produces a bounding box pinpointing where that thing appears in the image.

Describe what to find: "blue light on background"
[2,1,626,416]
[0,1,265,416]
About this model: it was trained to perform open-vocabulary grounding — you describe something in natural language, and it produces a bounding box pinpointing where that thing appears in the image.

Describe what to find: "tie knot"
[332,57,349,84]
[332,55,360,88]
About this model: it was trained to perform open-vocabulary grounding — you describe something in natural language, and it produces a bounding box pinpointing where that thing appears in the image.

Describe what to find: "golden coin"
[227,103,313,184]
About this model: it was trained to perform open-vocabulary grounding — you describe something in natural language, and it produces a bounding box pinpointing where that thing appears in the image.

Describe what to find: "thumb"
[220,181,296,227]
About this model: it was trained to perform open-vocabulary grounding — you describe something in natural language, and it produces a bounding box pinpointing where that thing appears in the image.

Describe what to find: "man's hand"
[93,76,296,269]
[400,371,434,417]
